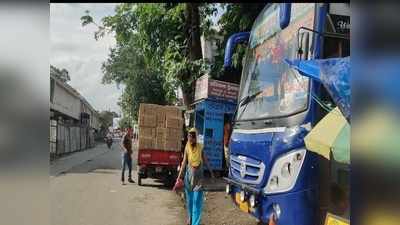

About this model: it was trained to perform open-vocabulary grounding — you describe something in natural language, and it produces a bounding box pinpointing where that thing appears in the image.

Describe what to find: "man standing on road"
[120,126,134,185]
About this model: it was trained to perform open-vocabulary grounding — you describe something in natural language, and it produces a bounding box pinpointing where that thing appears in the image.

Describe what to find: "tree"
[116,72,168,122]
[98,110,118,131]
[81,3,211,108]
[100,39,170,122]
[118,116,131,129]
[50,65,71,83]
[210,3,267,82]
[81,3,267,117]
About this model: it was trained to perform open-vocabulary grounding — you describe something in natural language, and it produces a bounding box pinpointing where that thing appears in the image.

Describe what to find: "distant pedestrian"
[120,126,134,185]
[105,132,113,149]
[175,128,215,225]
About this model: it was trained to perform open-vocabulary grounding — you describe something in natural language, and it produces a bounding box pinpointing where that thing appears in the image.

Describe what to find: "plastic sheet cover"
[285,57,351,120]
[319,57,350,120]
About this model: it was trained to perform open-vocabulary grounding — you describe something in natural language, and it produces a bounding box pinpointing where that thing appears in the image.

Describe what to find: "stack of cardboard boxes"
[138,103,183,151]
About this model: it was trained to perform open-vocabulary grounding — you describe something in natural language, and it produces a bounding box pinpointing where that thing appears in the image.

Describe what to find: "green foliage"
[50,65,70,83]
[198,3,218,39]
[117,72,168,122]
[98,110,118,130]
[81,3,209,113]
[103,42,169,121]
[81,3,266,118]
[210,3,267,79]
[118,116,131,129]
[81,10,94,27]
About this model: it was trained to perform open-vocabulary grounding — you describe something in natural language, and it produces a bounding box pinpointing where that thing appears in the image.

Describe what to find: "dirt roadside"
[202,191,258,225]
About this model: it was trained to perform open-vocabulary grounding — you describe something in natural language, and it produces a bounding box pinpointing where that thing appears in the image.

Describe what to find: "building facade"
[50,74,100,160]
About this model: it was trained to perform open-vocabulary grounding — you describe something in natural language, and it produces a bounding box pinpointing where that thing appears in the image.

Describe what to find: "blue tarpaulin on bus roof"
[284,58,322,82]
[284,57,350,120]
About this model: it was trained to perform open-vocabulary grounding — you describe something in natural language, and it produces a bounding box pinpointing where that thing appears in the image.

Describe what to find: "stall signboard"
[194,75,239,103]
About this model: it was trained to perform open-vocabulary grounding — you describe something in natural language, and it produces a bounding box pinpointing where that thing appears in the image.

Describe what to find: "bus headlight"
[264,149,306,194]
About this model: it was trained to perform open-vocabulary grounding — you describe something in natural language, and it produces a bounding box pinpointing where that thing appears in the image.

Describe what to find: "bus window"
[314,83,336,125]
[324,4,350,58]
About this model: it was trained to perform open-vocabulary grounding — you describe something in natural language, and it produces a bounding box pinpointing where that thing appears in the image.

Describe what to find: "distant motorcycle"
[105,136,113,149]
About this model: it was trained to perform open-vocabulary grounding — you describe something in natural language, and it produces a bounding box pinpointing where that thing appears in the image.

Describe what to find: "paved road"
[50,141,185,225]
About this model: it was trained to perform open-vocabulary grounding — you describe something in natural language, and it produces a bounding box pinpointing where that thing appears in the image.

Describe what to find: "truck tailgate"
[138,149,182,166]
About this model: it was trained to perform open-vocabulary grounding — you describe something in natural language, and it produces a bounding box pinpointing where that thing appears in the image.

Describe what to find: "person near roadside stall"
[120,127,134,185]
[223,117,232,174]
[175,128,215,225]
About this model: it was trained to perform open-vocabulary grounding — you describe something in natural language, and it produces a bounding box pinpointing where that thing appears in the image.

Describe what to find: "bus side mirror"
[279,3,291,29]
[224,32,250,69]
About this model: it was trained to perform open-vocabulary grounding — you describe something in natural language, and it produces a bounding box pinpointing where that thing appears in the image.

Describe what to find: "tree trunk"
[187,3,202,61]
[181,85,193,108]
[181,3,203,108]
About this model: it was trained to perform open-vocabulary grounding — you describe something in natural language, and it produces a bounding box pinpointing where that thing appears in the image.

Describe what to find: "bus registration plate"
[235,193,249,213]
[324,213,349,225]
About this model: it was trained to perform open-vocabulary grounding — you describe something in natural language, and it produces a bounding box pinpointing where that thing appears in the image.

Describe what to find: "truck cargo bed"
[138,149,182,166]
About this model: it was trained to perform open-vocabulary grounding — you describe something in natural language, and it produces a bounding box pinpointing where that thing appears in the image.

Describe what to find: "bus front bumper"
[225,177,317,225]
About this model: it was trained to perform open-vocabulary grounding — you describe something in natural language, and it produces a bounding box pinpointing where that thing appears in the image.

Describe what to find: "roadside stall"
[192,75,239,174]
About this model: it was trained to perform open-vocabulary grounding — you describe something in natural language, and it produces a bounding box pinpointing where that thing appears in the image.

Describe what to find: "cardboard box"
[156,108,166,128]
[138,137,155,149]
[166,128,182,141]
[164,106,180,118]
[176,108,182,118]
[156,127,167,139]
[165,139,181,151]
[139,103,157,117]
[155,137,166,150]
[157,120,166,128]
[138,127,155,139]
[139,114,156,127]
[138,103,184,151]
[166,117,183,129]
[139,105,145,119]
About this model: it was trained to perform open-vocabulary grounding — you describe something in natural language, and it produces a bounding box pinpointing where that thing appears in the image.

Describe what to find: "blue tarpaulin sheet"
[285,57,350,120]
[284,58,322,82]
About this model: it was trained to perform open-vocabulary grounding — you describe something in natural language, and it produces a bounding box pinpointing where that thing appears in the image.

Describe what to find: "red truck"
[137,103,186,186]
[137,149,182,186]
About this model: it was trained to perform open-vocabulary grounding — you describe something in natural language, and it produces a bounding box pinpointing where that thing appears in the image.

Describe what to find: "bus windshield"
[236,3,315,121]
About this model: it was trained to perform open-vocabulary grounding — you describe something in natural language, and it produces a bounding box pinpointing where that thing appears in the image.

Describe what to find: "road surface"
[50,139,257,225]
[50,140,186,225]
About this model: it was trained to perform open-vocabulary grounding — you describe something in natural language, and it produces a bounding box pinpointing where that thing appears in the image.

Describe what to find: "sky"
[50,3,225,115]
[50,3,121,114]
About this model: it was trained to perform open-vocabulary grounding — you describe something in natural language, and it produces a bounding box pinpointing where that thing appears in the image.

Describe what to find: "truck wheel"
[165,174,173,188]
[137,173,142,186]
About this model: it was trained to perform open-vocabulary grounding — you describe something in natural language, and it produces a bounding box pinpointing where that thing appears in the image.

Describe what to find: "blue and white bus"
[224,3,350,225]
